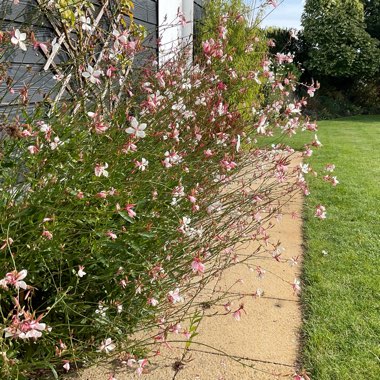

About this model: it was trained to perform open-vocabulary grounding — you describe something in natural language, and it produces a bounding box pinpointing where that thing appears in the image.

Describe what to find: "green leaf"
[118,211,134,223]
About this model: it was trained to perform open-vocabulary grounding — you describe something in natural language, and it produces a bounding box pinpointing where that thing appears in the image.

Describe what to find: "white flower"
[182,216,191,226]
[98,338,116,353]
[63,362,70,372]
[135,158,148,171]
[95,304,108,318]
[82,65,102,84]
[290,28,299,40]
[148,298,159,306]
[236,135,241,152]
[11,29,27,51]
[300,163,310,174]
[168,288,183,304]
[80,16,93,32]
[77,266,86,278]
[38,122,51,133]
[172,98,186,112]
[195,96,206,106]
[126,117,147,138]
[51,38,60,55]
[50,136,63,150]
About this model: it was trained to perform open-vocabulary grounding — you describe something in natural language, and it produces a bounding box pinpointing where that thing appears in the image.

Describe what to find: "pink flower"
[106,231,118,240]
[276,52,293,64]
[292,279,301,294]
[122,141,137,154]
[202,39,214,56]
[170,323,181,334]
[224,301,231,312]
[177,10,187,26]
[315,205,327,219]
[4,311,47,340]
[325,163,336,172]
[106,65,117,78]
[136,359,148,376]
[256,266,266,279]
[303,148,313,157]
[232,304,245,321]
[94,163,109,177]
[0,237,14,251]
[204,149,213,158]
[3,269,28,290]
[124,204,136,218]
[220,159,237,171]
[42,230,53,240]
[191,258,205,274]
[27,145,39,154]
[96,191,108,199]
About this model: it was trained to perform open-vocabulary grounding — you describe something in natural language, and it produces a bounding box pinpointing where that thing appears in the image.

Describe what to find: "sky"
[245,0,304,29]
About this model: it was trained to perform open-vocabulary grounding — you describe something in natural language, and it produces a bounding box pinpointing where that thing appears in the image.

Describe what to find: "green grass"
[300,116,380,379]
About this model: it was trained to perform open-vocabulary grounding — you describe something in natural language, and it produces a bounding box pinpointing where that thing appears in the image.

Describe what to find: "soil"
[74,157,304,380]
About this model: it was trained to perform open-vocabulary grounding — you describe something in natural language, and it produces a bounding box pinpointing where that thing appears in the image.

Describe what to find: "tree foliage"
[363,0,380,40]
[302,0,380,78]
[198,0,267,113]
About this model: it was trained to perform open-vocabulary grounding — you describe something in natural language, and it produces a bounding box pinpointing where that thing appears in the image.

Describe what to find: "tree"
[363,0,380,40]
[302,0,380,78]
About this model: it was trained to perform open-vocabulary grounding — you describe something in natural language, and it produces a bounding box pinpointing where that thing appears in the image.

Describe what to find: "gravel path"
[75,157,304,380]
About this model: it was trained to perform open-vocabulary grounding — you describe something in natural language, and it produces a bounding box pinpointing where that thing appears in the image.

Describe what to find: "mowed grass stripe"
[300,116,380,379]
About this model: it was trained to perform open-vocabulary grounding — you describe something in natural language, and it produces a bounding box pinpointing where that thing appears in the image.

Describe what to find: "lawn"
[300,116,380,379]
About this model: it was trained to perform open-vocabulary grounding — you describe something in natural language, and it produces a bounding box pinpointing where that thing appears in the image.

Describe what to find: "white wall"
[158,0,194,65]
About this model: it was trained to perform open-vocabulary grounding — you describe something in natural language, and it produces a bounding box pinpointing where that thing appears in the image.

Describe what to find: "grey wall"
[0,0,159,118]
[0,0,204,118]
[194,0,204,23]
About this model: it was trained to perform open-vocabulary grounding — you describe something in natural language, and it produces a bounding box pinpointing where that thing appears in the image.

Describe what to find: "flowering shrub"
[0,0,335,378]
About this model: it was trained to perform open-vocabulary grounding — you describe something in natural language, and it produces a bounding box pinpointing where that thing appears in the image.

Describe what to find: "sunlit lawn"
[299,116,380,379]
